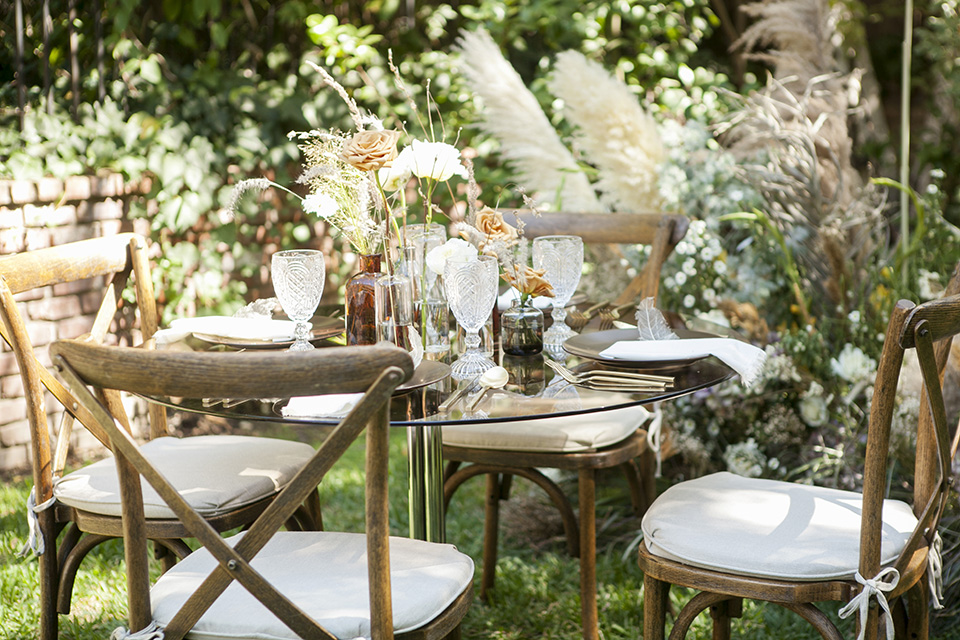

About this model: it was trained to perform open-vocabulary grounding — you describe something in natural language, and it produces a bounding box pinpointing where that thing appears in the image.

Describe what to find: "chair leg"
[57,532,112,614]
[708,597,742,640]
[643,573,670,640]
[38,511,59,640]
[905,581,930,640]
[637,448,658,510]
[480,473,502,601]
[618,459,648,516]
[578,468,599,640]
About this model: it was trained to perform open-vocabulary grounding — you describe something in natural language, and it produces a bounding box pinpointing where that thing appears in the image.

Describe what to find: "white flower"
[302,192,339,219]
[407,140,468,182]
[918,269,943,300]
[425,238,478,276]
[377,148,413,191]
[674,272,687,285]
[798,394,829,427]
[830,343,877,383]
[723,438,766,478]
[683,294,696,308]
[847,310,861,324]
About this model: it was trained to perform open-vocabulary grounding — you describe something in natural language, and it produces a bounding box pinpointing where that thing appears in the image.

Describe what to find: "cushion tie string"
[928,531,944,610]
[110,621,165,640]
[17,484,58,558]
[645,404,663,477]
[838,567,900,640]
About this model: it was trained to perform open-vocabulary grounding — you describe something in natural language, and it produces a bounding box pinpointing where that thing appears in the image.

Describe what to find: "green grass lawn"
[0,427,943,639]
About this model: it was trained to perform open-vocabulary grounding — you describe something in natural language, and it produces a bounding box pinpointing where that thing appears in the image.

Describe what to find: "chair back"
[50,341,414,640]
[859,262,960,596]
[0,233,162,506]
[502,210,689,305]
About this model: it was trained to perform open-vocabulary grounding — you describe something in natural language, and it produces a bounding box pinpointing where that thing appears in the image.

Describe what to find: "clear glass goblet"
[533,235,583,347]
[444,254,499,380]
[271,249,325,351]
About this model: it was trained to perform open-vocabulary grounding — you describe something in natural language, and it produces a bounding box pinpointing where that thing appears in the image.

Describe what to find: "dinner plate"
[563,328,718,369]
[272,360,451,419]
[396,360,450,393]
[193,316,344,349]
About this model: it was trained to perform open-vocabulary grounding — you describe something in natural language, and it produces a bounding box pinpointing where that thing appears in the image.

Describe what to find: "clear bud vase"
[501,299,544,356]
[375,270,423,369]
[405,226,451,358]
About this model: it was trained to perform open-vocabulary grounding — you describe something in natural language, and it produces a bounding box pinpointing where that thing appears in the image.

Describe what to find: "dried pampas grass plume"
[548,51,665,213]
[455,28,602,213]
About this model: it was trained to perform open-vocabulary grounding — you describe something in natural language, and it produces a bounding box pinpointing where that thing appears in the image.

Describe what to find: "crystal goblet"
[271,249,325,351]
[533,235,583,347]
[444,254,499,380]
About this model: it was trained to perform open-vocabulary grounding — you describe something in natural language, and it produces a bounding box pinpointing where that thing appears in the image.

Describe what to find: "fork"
[598,303,636,331]
[545,359,673,389]
[566,300,610,331]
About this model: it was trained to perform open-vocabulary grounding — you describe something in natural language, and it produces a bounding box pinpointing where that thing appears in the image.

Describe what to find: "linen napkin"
[597,337,767,387]
[153,316,298,346]
[281,394,363,418]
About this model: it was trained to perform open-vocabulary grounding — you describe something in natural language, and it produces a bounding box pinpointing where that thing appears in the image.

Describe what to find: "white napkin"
[598,337,767,387]
[153,316,298,345]
[281,394,363,418]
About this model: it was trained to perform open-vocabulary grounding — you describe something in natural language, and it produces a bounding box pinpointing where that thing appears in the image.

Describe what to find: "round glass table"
[145,326,736,543]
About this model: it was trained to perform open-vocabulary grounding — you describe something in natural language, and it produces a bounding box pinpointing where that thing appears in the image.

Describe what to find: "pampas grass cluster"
[455,29,602,213]
[548,51,665,213]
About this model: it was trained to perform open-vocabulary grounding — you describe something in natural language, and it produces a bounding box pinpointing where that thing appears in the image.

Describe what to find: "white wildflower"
[847,310,860,324]
[683,294,696,308]
[426,238,478,276]
[406,140,468,182]
[547,50,664,212]
[918,269,943,300]
[798,394,829,427]
[675,272,687,285]
[302,192,339,219]
[830,343,877,383]
[723,438,766,478]
[455,28,601,212]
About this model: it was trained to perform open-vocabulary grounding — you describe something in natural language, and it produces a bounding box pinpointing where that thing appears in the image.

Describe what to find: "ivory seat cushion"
[150,531,475,640]
[55,435,315,518]
[441,405,650,453]
[641,472,918,581]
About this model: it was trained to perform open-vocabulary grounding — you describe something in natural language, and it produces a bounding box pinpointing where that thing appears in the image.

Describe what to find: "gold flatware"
[438,374,481,412]
[545,359,674,387]
[567,300,610,331]
[598,303,636,331]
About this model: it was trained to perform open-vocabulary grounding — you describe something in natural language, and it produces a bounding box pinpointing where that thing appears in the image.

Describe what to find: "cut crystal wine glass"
[444,254,499,379]
[271,249,325,351]
[533,235,583,347]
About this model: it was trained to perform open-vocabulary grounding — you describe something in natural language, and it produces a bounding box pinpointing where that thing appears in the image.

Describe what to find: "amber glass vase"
[345,253,382,346]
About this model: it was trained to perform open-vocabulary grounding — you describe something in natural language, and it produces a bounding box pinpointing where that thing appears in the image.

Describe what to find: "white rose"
[407,140,468,182]
[426,238,478,276]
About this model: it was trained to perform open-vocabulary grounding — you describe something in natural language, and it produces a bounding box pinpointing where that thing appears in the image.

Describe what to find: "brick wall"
[0,175,150,474]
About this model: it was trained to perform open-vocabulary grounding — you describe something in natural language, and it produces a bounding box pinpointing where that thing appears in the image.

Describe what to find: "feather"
[634,298,678,341]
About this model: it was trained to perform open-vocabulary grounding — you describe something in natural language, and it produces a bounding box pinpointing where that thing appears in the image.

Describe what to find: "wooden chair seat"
[638,263,960,640]
[51,341,473,640]
[641,472,918,581]
[0,234,321,640]
[148,531,474,640]
[442,210,688,639]
[54,435,315,518]
[441,405,650,453]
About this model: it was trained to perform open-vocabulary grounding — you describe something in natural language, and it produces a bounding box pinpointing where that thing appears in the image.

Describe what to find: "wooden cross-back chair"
[51,341,475,640]
[0,234,320,640]
[638,262,960,640]
[441,211,689,640]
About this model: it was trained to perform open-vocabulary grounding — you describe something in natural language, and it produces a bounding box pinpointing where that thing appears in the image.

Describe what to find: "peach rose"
[474,207,519,242]
[341,130,401,172]
[505,264,554,298]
